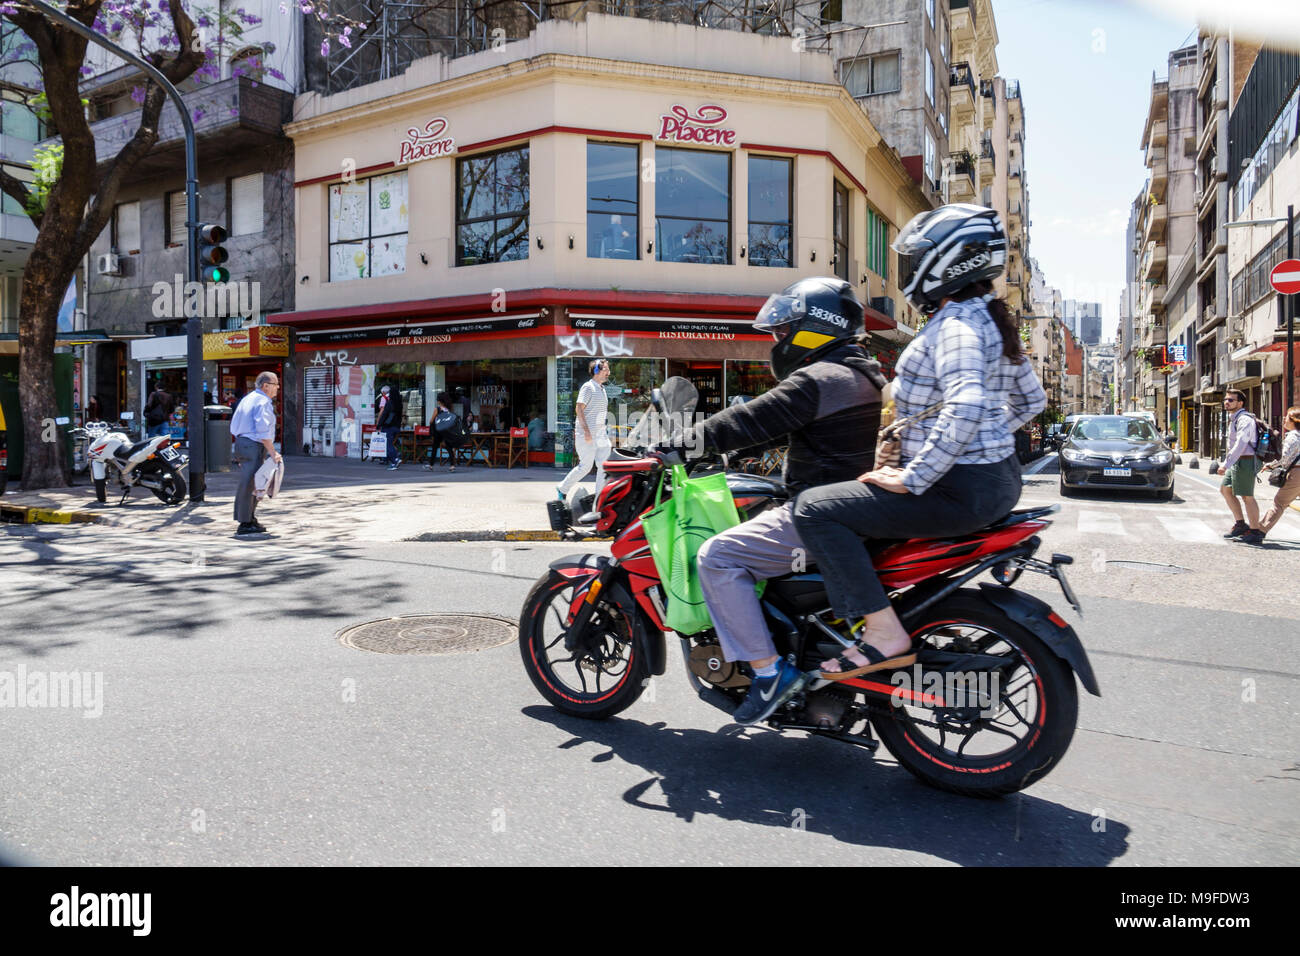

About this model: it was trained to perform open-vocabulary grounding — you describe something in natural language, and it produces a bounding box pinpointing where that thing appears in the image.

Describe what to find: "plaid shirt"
[894,297,1046,494]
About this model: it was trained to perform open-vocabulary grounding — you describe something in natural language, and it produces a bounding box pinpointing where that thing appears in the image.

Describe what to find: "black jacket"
[691,344,885,493]
[376,391,403,429]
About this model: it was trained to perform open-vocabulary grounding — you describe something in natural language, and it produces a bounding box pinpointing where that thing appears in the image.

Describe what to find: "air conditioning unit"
[96,253,122,276]
[870,296,896,320]
[1199,375,1213,391]
[1229,316,1245,334]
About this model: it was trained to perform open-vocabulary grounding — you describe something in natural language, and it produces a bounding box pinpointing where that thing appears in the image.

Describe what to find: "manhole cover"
[1105,560,1190,574]
[338,614,516,655]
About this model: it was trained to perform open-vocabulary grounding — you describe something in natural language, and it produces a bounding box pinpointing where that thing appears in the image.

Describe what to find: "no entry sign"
[1271,259,1300,295]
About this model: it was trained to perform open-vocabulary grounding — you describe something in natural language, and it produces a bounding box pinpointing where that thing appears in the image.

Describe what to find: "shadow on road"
[523,705,1130,865]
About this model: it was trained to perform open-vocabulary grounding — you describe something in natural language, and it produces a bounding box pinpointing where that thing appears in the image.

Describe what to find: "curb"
[404,529,612,542]
[0,503,101,525]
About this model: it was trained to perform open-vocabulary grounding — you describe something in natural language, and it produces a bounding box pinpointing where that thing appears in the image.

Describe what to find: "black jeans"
[791,455,1023,619]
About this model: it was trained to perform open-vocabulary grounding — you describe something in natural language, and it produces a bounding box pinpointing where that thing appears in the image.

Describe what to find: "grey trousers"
[697,503,805,663]
[232,436,266,524]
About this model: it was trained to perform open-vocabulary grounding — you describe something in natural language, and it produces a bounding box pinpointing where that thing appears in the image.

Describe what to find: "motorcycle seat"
[115,439,155,459]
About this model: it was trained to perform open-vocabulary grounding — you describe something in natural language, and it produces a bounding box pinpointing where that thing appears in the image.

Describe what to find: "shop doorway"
[220,361,284,446]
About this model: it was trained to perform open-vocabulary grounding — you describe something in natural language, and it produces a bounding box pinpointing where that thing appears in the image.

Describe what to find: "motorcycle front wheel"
[94,477,107,503]
[519,571,648,720]
[869,592,1078,798]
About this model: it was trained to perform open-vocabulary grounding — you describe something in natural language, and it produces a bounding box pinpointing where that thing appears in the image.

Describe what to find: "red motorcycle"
[519,379,1099,797]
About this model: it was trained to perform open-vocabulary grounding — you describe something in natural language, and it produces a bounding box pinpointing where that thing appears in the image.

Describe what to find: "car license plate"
[1103,467,1130,477]
[160,447,178,461]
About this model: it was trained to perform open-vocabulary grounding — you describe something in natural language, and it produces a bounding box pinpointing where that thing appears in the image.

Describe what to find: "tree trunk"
[18,253,80,490]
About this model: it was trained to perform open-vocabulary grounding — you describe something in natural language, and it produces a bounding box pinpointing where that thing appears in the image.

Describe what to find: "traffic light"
[197,222,229,283]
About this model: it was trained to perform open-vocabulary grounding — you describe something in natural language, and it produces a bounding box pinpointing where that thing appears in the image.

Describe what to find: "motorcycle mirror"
[650,388,664,413]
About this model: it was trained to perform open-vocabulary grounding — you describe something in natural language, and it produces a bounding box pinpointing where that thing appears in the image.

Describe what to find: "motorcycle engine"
[688,643,751,688]
[796,686,855,730]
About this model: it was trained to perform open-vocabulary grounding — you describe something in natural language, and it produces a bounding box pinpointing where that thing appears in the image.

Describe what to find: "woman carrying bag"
[1250,405,1300,544]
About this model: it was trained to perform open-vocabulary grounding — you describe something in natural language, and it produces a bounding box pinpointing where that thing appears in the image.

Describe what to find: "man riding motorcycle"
[667,276,886,726]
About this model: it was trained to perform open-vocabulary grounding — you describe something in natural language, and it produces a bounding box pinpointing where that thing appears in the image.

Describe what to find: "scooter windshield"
[621,376,699,450]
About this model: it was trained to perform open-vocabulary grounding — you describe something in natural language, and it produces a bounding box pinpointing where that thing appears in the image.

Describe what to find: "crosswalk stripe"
[1077,509,1128,535]
[1153,514,1224,544]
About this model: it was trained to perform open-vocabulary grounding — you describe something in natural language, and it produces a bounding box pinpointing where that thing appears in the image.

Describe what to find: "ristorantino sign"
[656,105,737,147]
[399,118,456,165]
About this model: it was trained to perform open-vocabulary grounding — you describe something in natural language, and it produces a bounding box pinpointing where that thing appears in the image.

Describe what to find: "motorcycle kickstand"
[118,485,132,506]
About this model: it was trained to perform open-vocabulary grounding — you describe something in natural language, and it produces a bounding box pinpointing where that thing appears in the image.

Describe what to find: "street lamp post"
[28,0,206,501]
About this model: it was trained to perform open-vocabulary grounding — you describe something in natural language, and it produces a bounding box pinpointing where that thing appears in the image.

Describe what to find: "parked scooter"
[73,421,188,505]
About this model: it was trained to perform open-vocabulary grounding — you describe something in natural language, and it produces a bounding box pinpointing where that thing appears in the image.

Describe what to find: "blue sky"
[990,0,1196,341]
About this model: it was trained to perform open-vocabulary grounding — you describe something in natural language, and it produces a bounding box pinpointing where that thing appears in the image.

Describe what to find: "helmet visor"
[753,290,805,332]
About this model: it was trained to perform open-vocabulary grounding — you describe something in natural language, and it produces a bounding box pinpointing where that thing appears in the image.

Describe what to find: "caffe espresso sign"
[399,117,456,165]
[656,104,737,147]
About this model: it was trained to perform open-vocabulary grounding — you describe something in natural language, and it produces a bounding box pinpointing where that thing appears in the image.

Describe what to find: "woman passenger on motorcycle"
[672,277,887,725]
[791,204,1046,680]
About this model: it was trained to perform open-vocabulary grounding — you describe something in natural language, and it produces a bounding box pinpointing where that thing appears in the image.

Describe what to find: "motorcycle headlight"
[1061,448,1087,462]
[1148,450,1173,465]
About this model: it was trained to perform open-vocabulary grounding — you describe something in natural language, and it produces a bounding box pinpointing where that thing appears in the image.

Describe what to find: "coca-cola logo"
[399,117,456,164]
[573,319,597,328]
[657,105,737,147]
[517,318,536,328]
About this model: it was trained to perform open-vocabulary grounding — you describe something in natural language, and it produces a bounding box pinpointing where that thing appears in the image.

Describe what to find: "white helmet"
[893,204,1008,314]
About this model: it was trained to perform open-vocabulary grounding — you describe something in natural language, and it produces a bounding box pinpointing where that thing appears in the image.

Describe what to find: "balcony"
[1140,319,1167,349]
[1143,202,1167,244]
[1008,170,1023,198]
[1141,241,1168,282]
[1145,118,1168,149]
[949,154,977,202]
[952,0,976,44]
[83,76,293,175]
[979,137,996,188]
[1149,156,1168,197]
[950,63,976,122]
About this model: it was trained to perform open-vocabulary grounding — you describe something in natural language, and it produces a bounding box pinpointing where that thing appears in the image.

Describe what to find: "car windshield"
[1072,417,1158,442]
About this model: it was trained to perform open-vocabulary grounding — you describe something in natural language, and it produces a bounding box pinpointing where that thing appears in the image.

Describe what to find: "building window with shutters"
[165,190,186,247]
[832,180,849,282]
[112,201,140,255]
[228,172,264,236]
[867,208,889,281]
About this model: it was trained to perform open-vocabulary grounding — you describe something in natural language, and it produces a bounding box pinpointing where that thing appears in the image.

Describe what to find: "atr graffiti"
[309,350,360,366]
[558,330,634,357]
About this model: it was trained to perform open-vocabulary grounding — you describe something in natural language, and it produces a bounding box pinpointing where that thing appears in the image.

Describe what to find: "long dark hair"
[951,280,1024,363]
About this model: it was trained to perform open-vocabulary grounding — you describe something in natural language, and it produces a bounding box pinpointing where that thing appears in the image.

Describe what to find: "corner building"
[276,15,929,465]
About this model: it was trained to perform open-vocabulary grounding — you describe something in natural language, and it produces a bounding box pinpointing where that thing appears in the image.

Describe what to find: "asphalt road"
[1,463,1296,866]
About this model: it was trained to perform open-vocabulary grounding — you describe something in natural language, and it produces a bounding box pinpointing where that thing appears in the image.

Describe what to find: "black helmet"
[753,276,864,381]
[894,203,1007,315]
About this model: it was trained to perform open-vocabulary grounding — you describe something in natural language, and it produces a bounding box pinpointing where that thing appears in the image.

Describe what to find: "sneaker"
[1239,529,1266,545]
[235,522,260,536]
[387,462,399,471]
[733,659,808,726]
[1223,519,1249,539]
[556,484,566,501]
[250,520,267,533]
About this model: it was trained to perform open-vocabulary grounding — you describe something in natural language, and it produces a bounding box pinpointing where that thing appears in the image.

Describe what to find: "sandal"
[819,636,916,681]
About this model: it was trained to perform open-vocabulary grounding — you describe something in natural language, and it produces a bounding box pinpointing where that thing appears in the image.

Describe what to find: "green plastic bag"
[641,464,744,635]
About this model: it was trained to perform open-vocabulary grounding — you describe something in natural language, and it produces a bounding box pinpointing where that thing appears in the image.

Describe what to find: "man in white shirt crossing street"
[557,359,613,508]
[230,371,282,537]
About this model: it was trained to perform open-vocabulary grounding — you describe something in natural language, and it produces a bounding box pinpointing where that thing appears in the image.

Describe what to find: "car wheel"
[1059,476,1076,498]
[1155,484,1173,501]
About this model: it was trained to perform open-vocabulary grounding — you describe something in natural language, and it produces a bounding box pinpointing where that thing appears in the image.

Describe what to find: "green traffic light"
[206,266,231,283]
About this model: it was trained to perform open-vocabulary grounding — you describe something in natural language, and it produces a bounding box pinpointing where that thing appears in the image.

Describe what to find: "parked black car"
[1058,415,1174,500]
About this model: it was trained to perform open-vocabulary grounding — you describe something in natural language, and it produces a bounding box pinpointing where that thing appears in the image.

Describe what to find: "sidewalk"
[0,456,575,543]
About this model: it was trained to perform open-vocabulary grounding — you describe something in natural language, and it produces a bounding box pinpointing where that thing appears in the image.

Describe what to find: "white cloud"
[1132,0,1300,45]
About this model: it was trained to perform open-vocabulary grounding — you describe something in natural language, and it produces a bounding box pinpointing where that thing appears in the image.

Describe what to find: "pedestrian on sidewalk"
[1220,389,1263,540]
[1245,405,1300,545]
[144,385,174,438]
[376,384,403,471]
[557,359,612,506]
[230,371,281,537]
[453,386,472,430]
[424,392,459,473]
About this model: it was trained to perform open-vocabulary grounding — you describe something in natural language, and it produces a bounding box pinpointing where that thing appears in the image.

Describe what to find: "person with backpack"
[1219,389,1264,540]
[1244,405,1300,545]
[375,384,404,471]
[144,386,174,438]
[425,392,467,472]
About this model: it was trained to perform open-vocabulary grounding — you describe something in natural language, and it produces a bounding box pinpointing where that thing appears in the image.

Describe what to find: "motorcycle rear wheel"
[152,470,186,506]
[519,571,648,720]
[869,592,1078,798]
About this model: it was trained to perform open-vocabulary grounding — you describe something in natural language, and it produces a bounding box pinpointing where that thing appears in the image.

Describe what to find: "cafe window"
[443,358,548,433]
[456,145,530,265]
[655,147,731,264]
[747,155,792,268]
[329,170,409,281]
[832,180,849,282]
[726,360,778,405]
[374,362,425,429]
[587,142,639,260]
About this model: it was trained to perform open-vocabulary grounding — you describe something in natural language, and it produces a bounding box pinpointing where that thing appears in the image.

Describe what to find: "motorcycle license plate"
[1102,467,1130,477]
[160,447,179,461]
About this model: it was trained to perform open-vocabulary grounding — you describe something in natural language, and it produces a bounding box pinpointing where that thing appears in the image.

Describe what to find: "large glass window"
[833,180,850,282]
[839,52,901,97]
[1,162,32,216]
[587,142,639,260]
[0,89,42,142]
[925,49,935,107]
[374,362,425,430]
[443,358,547,433]
[456,146,529,265]
[329,170,409,281]
[747,155,792,267]
[655,147,731,264]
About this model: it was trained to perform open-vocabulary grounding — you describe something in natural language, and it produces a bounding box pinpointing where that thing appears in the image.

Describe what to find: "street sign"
[1270,258,1300,295]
